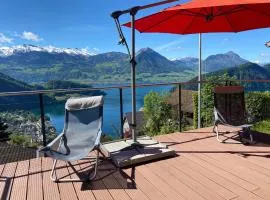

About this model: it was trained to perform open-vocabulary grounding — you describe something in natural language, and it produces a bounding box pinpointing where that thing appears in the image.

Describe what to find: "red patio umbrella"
[124,0,270,34]
[124,0,270,128]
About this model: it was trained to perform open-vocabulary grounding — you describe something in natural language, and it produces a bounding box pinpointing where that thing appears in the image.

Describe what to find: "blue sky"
[0,0,270,63]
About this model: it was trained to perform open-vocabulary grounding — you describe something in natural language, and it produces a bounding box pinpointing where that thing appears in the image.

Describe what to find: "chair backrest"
[57,96,104,161]
[214,86,245,126]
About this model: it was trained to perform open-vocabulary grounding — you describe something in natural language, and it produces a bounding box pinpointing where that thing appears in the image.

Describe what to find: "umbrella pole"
[198,33,202,129]
[130,10,137,144]
[111,1,177,143]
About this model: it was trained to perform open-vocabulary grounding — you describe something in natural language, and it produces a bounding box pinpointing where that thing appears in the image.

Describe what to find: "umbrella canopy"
[124,0,270,34]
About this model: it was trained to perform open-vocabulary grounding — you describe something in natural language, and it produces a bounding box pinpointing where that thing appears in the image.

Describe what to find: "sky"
[0,0,270,63]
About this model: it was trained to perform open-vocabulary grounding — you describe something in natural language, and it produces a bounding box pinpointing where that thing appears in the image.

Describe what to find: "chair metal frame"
[213,86,254,144]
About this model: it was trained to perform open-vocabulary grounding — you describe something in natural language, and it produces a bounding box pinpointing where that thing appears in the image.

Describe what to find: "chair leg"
[49,151,100,182]
[214,125,223,143]
[50,159,57,182]
[88,150,99,181]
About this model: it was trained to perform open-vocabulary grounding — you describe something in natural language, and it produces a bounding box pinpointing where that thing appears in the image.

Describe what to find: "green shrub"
[9,133,37,148]
[144,92,178,136]
[252,119,270,135]
[193,92,198,128]
[160,119,178,135]
[100,134,114,143]
[246,92,270,122]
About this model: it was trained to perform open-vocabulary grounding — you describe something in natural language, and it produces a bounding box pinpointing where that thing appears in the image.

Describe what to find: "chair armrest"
[39,132,65,152]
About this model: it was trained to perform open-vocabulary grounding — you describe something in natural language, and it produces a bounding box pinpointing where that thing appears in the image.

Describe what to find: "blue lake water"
[45,85,173,138]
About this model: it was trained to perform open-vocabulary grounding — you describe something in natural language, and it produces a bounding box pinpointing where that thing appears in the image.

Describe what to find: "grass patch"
[252,119,270,135]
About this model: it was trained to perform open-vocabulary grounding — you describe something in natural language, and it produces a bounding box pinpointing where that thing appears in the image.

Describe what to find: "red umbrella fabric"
[124,0,270,34]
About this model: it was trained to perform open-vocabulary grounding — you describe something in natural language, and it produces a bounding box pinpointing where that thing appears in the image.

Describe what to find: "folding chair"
[213,86,254,144]
[40,96,104,182]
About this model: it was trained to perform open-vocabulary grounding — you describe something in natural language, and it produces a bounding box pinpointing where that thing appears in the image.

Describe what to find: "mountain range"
[0,44,254,84]
[0,44,270,110]
[0,45,253,83]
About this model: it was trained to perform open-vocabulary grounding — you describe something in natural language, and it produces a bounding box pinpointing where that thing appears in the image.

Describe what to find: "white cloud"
[0,33,13,43]
[21,31,43,42]
[221,38,229,44]
[155,40,184,52]
[260,52,270,57]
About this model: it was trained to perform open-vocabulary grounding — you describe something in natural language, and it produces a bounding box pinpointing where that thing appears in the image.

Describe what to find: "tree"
[144,92,178,135]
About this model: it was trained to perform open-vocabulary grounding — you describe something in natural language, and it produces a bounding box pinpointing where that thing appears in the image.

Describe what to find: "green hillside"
[186,62,270,90]
[0,74,105,110]
[0,72,55,110]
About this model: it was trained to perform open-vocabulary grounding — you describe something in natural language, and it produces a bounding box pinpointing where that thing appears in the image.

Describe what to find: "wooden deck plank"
[158,133,265,200]
[137,164,187,200]
[170,131,270,188]
[184,131,270,175]
[122,168,167,200]
[56,160,78,200]
[66,160,96,200]
[164,133,259,191]
[112,170,150,200]
[0,162,17,200]
[41,158,61,200]
[77,159,114,200]
[9,160,29,200]
[145,161,205,200]
[165,157,237,200]
[152,159,225,200]
[98,161,132,200]
[27,158,43,200]
[180,132,270,200]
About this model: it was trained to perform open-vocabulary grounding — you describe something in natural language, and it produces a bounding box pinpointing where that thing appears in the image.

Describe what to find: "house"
[166,89,194,117]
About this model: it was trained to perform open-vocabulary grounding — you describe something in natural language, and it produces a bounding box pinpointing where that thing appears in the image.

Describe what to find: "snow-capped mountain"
[0,44,97,57]
[172,57,199,69]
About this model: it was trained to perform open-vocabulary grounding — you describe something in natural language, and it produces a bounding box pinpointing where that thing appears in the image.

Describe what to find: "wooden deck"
[1,126,270,200]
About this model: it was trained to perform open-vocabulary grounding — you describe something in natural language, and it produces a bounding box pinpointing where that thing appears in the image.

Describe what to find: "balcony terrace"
[0,126,270,200]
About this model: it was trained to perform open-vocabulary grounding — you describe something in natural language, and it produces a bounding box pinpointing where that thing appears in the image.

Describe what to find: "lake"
[45,85,173,138]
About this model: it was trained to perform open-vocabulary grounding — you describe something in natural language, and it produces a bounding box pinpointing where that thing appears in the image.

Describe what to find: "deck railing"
[0,79,270,147]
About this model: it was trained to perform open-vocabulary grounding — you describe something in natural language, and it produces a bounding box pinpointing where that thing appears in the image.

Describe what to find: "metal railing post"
[178,84,182,132]
[119,88,124,138]
[39,93,47,147]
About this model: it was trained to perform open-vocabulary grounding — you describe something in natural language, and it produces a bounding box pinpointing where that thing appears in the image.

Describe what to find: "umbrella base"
[100,136,176,168]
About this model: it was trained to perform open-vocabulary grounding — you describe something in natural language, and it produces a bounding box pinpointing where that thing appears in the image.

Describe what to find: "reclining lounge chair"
[40,96,104,182]
[213,86,254,144]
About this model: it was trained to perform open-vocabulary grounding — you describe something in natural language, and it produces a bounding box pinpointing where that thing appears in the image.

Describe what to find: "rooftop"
[1,126,270,200]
